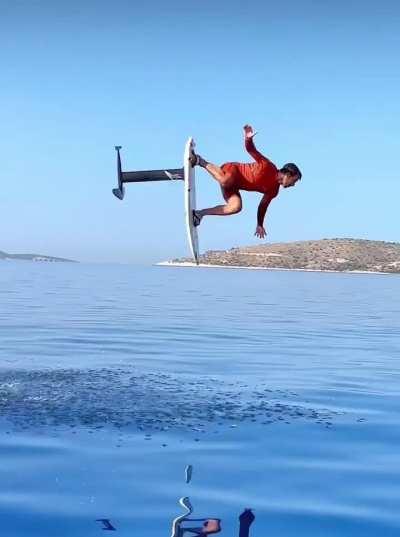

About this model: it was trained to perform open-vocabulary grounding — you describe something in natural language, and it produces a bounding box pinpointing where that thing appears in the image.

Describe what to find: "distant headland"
[159,239,400,274]
[0,250,76,263]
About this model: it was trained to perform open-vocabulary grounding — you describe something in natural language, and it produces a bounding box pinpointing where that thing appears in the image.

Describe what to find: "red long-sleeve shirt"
[222,138,280,198]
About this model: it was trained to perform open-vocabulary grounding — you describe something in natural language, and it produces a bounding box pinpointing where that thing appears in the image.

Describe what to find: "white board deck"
[183,137,199,264]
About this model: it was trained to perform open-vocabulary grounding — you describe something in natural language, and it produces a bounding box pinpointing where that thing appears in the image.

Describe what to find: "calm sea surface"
[0,262,399,537]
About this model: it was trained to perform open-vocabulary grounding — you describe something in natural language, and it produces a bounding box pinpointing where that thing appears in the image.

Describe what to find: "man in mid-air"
[191,125,302,239]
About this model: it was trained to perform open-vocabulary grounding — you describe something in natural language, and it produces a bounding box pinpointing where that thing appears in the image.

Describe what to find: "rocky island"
[161,239,400,274]
[0,250,75,262]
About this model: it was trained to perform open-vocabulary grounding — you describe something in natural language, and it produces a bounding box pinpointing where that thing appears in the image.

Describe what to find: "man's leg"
[191,153,242,226]
[192,155,237,190]
[195,187,242,224]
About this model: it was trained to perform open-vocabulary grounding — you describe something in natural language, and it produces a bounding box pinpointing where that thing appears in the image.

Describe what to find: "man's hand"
[255,225,267,239]
[243,124,257,139]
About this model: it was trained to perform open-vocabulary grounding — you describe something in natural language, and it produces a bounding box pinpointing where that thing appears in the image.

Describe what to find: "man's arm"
[243,124,267,163]
[255,193,275,238]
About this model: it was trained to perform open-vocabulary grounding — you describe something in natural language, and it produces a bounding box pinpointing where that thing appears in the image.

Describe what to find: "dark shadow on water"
[0,367,338,434]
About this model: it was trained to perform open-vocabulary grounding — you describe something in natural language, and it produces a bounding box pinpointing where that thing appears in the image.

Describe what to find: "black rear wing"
[112,146,183,200]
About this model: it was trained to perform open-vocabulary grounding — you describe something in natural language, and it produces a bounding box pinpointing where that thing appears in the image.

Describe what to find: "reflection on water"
[94,466,256,536]
[170,499,254,537]
[185,465,193,484]
[169,467,255,537]
[96,518,116,531]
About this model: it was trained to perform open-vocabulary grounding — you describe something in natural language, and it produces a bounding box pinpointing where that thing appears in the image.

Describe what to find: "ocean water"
[0,261,399,537]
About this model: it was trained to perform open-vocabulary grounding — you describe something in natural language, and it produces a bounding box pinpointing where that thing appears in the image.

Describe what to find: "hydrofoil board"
[183,138,199,264]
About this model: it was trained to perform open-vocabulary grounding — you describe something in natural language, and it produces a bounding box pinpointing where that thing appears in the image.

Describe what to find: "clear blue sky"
[1,0,399,263]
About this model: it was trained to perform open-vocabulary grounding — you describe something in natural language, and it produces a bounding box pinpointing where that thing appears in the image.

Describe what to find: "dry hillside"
[175,239,400,273]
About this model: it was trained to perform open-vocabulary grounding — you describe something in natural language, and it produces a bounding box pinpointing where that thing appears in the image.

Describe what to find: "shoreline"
[156,261,397,276]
